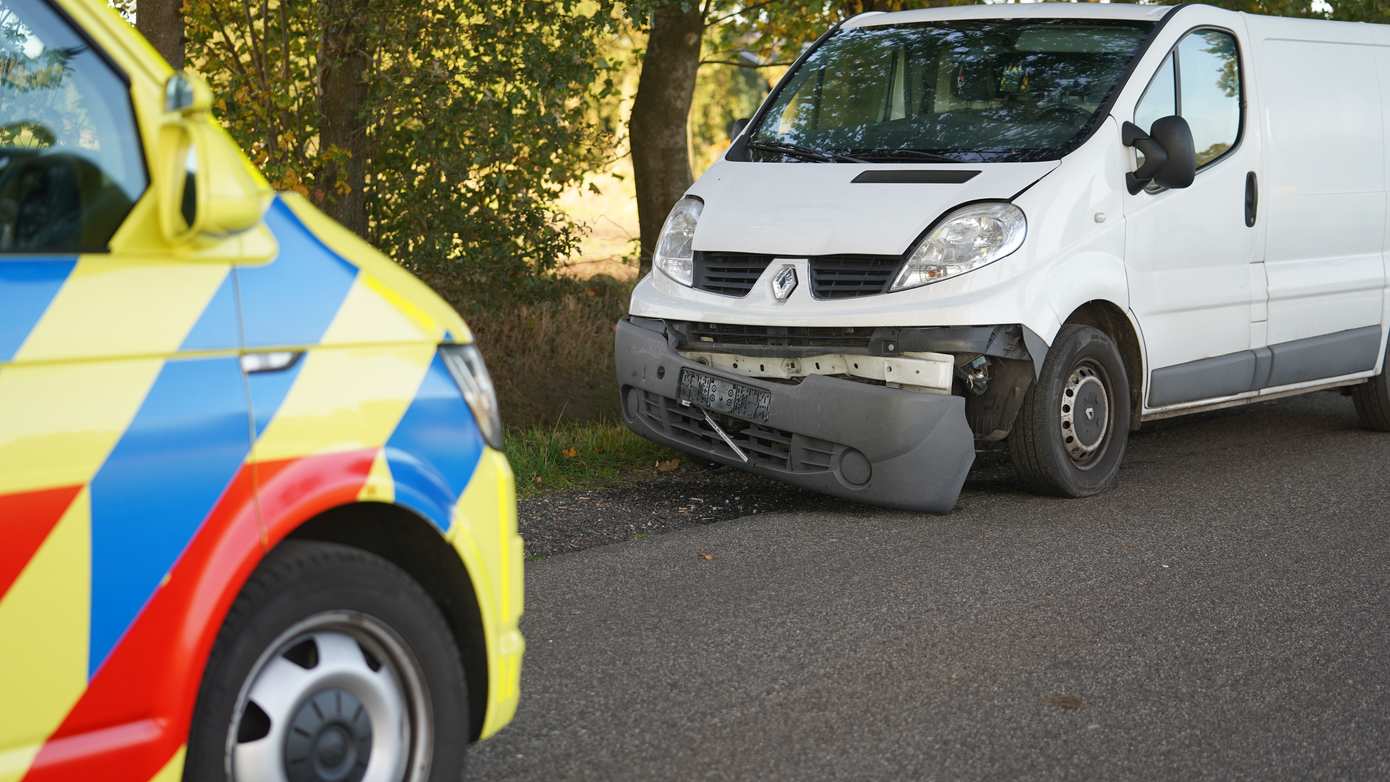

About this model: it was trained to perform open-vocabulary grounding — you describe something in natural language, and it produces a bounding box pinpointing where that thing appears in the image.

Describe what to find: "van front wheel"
[1008,324,1131,497]
[184,541,469,782]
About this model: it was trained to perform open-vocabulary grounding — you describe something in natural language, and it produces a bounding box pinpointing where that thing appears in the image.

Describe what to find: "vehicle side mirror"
[156,72,270,246]
[164,70,213,115]
[1122,116,1196,195]
[728,117,750,141]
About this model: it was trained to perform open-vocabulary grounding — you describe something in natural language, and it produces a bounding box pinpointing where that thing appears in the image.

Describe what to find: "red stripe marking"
[0,484,83,600]
[22,450,376,782]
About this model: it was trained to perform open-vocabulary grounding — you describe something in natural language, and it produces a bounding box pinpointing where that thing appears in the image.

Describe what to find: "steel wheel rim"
[1059,359,1112,469]
[225,610,433,782]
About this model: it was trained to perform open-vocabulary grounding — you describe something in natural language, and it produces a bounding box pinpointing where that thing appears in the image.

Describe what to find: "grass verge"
[430,274,634,430]
[507,421,676,498]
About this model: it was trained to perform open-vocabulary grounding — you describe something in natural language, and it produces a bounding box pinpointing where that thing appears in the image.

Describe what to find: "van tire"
[1352,352,1390,431]
[184,541,469,782]
[1008,324,1131,497]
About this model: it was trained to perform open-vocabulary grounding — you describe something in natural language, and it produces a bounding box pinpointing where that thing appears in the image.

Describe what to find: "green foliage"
[690,51,769,172]
[184,0,620,297]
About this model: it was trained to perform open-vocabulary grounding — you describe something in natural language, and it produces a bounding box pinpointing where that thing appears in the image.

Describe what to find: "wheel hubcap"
[284,689,372,782]
[226,612,433,782]
[1060,361,1111,465]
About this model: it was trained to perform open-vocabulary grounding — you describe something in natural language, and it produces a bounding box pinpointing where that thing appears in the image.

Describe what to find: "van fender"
[1025,248,1139,358]
[1017,249,1150,422]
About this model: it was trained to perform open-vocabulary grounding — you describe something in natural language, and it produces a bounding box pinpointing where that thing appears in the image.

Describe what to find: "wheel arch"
[163,451,492,779]
[1061,299,1147,429]
[285,503,490,742]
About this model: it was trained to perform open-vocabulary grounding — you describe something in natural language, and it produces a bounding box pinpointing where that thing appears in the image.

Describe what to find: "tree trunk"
[137,0,184,69]
[630,3,705,274]
[317,0,372,237]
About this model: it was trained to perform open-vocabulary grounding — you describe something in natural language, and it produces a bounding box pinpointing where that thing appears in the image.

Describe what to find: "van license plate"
[677,369,771,423]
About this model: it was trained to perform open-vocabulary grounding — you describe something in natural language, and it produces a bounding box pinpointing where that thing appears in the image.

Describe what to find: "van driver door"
[1122,25,1267,410]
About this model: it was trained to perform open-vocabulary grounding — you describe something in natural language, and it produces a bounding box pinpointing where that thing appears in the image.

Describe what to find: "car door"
[0,0,251,767]
[1123,25,1266,409]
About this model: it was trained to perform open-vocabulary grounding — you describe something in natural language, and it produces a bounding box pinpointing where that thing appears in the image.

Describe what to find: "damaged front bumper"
[614,317,976,513]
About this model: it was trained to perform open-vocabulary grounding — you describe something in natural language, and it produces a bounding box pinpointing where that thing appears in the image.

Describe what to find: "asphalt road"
[471,391,1390,780]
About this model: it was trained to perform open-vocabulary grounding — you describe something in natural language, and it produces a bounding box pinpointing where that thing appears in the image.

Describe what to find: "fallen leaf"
[656,458,681,473]
[1042,693,1087,711]
[532,475,543,485]
[561,447,578,459]
[698,551,715,561]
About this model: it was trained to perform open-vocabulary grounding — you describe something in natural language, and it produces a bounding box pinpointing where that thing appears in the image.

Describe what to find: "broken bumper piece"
[678,348,955,393]
[615,317,976,513]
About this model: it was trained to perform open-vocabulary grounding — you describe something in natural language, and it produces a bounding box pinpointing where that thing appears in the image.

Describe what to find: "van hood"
[687,160,1058,257]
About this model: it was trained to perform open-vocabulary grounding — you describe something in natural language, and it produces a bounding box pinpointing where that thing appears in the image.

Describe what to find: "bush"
[428,273,634,429]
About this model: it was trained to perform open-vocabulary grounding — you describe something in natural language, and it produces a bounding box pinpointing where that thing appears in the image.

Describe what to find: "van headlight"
[890,202,1026,291]
[653,196,703,286]
[441,344,503,449]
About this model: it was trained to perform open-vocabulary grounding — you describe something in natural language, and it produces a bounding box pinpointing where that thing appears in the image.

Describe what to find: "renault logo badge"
[771,264,798,302]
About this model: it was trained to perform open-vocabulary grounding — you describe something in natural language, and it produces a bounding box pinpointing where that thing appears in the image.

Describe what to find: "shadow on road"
[522,391,1368,558]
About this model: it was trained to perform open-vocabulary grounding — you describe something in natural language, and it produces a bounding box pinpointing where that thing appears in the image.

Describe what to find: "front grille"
[636,390,837,473]
[692,251,902,299]
[808,255,900,299]
[693,252,772,297]
[677,322,877,352]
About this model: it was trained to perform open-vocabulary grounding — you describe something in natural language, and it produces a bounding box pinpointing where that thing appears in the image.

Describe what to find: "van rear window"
[745,19,1153,164]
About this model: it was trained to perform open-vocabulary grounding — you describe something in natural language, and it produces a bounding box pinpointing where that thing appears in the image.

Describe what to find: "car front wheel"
[185,541,469,782]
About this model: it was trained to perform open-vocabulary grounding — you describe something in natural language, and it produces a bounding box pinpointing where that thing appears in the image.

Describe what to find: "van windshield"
[747,19,1153,163]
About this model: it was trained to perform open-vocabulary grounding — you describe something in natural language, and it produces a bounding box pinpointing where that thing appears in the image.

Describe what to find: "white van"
[616,3,1390,512]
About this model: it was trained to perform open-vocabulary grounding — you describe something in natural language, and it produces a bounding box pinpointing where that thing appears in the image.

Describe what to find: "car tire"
[1008,324,1132,497]
[184,541,468,782]
[1352,345,1390,432]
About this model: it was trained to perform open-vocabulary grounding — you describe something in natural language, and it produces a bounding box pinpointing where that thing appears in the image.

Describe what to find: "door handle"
[241,351,303,374]
[1244,171,1258,227]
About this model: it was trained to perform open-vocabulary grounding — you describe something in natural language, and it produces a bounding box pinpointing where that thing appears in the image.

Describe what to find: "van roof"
[842,3,1176,29]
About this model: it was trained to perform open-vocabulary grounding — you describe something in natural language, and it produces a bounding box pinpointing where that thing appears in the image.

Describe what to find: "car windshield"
[748,19,1153,163]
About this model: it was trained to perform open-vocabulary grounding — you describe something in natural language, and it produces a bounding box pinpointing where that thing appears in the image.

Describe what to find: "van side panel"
[1251,22,1388,365]
[1380,46,1390,374]
[1021,117,1132,344]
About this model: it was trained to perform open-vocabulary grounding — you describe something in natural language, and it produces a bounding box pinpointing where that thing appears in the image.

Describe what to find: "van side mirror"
[164,70,213,115]
[728,117,751,141]
[156,72,271,246]
[1122,116,1196,195]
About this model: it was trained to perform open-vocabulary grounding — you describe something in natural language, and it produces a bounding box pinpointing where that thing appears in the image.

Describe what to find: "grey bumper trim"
[615,318,976,513]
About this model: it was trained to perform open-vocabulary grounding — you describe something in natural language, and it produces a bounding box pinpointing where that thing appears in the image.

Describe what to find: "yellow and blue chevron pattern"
[0,194,522,782]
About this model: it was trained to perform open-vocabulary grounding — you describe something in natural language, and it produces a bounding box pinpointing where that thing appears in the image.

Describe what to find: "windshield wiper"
[748,140,867,163]
[848,148,961,163]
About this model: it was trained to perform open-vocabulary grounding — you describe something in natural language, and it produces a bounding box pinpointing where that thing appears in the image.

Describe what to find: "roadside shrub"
[429,274,634,429]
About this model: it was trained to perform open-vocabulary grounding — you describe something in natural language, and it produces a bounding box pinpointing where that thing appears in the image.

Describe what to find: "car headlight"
[653,196,703,286]
[441,344,503,449]
[890,202,1026,291]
